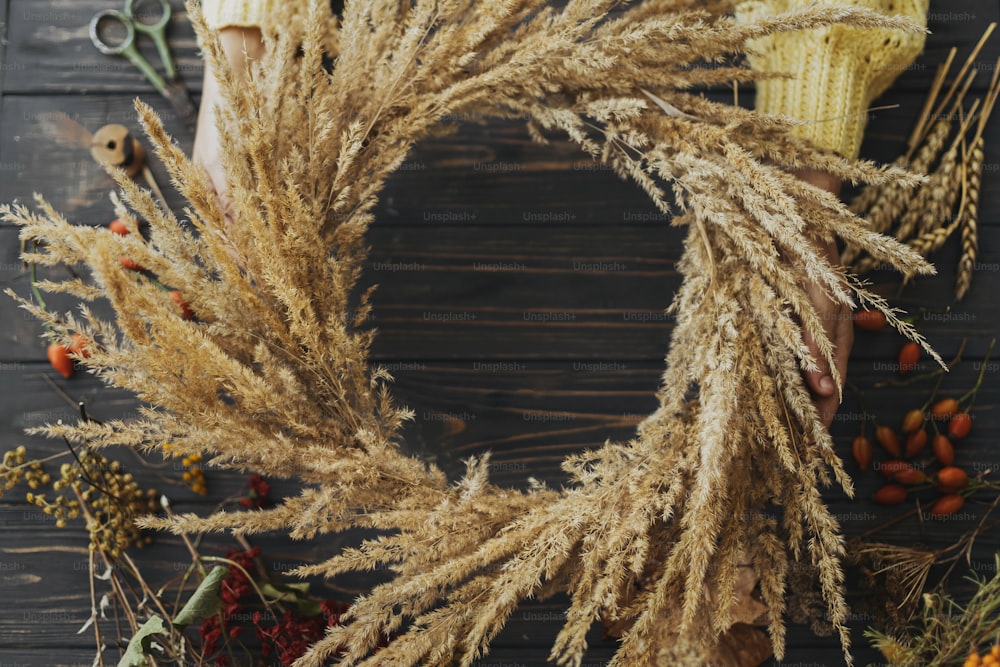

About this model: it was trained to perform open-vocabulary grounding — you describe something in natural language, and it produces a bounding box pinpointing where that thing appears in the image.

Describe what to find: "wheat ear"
[955,136,983,299]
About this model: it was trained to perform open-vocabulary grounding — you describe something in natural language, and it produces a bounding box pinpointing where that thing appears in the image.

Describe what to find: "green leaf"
[118,615,167,667]
[295,599,323,618]
[172,565,228,630]
[260,580,311,602]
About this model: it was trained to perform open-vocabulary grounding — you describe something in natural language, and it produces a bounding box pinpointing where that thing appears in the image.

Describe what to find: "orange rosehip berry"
[904,429,928,458]
[47,342,74,379]
[898,342,920,375]
[901,409,924,434]
[878,459,913,480]
[936,466,969,492]
[68,333,92,359]
[930,493,965,516]
[930,398,960,419]
[852,435,873,471]
[948,412,972,440]
[892,467,927,486]
[874,484,908,505]
[875,425,901,458]
[932,434,955,467]
[853,309,887,331]
[109,219,130,236]
[170,290,194,320]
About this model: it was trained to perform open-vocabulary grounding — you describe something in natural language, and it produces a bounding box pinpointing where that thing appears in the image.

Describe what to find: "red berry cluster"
[255,601,347,666]
[40,219,196,379]
[196,546,348,666]
[199,547,261,665]
[239,474,272,509]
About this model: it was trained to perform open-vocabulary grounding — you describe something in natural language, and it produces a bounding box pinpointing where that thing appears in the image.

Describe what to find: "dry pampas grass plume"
[2,1,941,665]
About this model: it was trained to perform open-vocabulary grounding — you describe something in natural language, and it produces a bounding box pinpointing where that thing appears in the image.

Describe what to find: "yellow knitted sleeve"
[736,0,928,158]
[200,0,274,30]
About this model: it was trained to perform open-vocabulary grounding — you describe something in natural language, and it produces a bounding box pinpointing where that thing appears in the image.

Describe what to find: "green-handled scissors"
[89,0,198,131]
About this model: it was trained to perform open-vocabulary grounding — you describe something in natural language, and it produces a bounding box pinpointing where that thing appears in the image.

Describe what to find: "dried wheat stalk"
[3,2,937,666]
[841,113,952,263]
[843,30,994,269]
[954,52,1000,300]
[956,136,983,300]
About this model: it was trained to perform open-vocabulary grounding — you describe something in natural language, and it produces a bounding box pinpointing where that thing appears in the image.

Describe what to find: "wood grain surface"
[2,2,1000,666]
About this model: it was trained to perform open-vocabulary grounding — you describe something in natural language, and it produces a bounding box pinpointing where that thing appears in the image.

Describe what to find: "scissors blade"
[162,82,200,133]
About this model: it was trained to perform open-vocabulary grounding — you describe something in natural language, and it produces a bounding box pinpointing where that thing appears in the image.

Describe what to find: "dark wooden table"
[2,2,999,665]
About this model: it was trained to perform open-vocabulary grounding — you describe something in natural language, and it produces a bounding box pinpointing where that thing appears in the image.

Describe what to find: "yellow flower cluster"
[1,446,31,498]
[181,453,207,495]
[162,444,207,495]
[966,646,1000,667]
[22,449,157,558]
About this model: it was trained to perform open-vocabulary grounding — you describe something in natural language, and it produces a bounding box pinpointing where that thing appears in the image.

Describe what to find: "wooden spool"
[90,123,145,177]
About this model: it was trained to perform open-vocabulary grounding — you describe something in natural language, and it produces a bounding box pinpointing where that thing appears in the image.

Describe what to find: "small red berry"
[904,429,928,458]
[47,342,74,378]
[108,219,130,236]
[932,434,955,466]
[898,342,920,375]
[169,290,194,320]
[118,257,144,271]
[875,425,901,458]
[947,412,972,440]
[854,309,887,331]
[874,484,908,505]
[901,409,924,434]
[852,435,873,471]
[930,398,960,419]
[936,466,969,492]
[930,493,965,516]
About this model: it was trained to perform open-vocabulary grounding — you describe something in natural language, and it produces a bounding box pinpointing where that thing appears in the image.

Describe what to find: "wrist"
[794,168,842,198]
[218,27,265,74]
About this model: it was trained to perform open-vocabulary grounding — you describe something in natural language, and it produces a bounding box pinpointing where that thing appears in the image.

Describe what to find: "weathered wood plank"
[0,0,10,97]
[0,95,195,220]
[2,0,202,95]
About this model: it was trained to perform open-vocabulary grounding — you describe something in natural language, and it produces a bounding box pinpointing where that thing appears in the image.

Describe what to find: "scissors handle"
[124,0,176,80]
[89,9,133,56]
[90,9,168,92]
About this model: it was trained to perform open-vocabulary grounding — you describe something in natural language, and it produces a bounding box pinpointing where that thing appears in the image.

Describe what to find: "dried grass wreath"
[3,1,941,665]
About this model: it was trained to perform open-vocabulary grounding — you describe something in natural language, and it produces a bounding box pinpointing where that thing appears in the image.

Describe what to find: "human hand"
[192,27,265,216]
[795,168,853,429]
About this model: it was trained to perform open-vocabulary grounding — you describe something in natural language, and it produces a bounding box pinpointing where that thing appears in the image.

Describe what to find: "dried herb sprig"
[867,553,1000,667]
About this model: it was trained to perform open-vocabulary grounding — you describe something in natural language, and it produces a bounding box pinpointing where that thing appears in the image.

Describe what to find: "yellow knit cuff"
[737,0,928,158]
[200,0,274,30]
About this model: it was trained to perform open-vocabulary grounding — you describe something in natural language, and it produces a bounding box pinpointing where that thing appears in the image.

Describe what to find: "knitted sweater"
[736,0,928,158]
[200,0,275,31]
[200,0,929,159]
